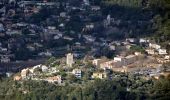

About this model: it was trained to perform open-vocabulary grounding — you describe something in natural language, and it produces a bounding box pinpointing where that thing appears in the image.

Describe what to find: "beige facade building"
[92,59,107,67]
[46,75,62,83]
[92,72,107,79]
[21,68,29,79]
[66,53,74,67]
[13,76,22,81]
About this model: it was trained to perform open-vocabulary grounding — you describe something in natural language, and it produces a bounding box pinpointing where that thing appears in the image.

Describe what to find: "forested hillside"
[103,0,170,37]
[0,74,170,100]
[102,0,143,7]
[98,0,170,49]
[0,0,170,100]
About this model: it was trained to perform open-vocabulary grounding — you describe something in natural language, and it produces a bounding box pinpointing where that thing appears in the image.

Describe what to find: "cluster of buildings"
[93,53,142,73]
[146,43,167,55]
[13,53,80,83]
[14,64,62,84]
[145,42,169,64]
[0,0,101,62]
[90,37,170,79]
[0,0,151,64]
[12,52,107,83]
[123,38,169,64]
[0,0,169,82]
[12,49,170,84]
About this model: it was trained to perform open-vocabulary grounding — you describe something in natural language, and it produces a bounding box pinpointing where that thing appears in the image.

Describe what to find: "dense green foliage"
[102,0,170,41]
[130,45,145,53]
[103,0,143,7]
[0,74,170,100]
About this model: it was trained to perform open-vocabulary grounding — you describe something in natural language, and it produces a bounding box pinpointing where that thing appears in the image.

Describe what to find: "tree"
[45,57,56,66]
[67,74,77,83]
[130,45,145,53]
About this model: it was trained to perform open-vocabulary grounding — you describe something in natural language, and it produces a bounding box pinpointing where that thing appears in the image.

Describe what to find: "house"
[126,38,136,43]
[158,49,167,55]
[165,55,170,60]
[135,52,142,56]
[91,72,107,79]
[114,56,128,65]
[63,36,74,41]
[59,23,64,27]
[114,56,125,62]
[48,26,56,30]
[92,59,107,67]
[145,49,155,55]
[45,51,52,56]
[13,76,22,81]
[0,48,8,52]
[125,55,137,65]
[100,60,123,69]
[26,45,35,51]
[0,7,6,15]
[150,72,170,80]
[38,51,52,57]
[41,65,48,72]
[100,60,114,69]
[149,43,161,50]
[150,74,160,80]
[91,6,101,11]
[157,58,170,63]
[21,68,30,79]
[1,56,10,63]
[139,38,149,43]
[126,44,132,50]
[83,35,96,43]
[54,35,60,40]
[0,23,5,32]
[16,22,28,27]
[6,72,13,77]
[112,61,123,68]
[106,14,111,26]
[72,69,82,78]
[60,12,66,17]
[112,67,128,73]
[114,41,121,46]
[6,30,22,35]
[29,64,41,73]
[85,24,94,30]
[109,45,116,51]
[100,54,138,70]
[83,0,90,5]
[74,42,81,47]
[46,75,62,84]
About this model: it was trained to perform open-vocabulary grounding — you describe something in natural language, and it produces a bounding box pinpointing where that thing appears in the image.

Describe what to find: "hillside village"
[0,0,169,77]
[0,0,168,88]
[0,0,170,100]
[13,38,170,86]
[0,0,116,63]
[0,0,154,64]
